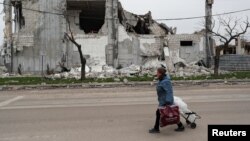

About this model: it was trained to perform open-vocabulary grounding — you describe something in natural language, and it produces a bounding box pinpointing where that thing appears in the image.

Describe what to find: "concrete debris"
[159,23,177,35]
[72,66,90,74]
[53,74,61,79]
[50,64,119,79]
[90,66,103,73]
[0,66,8,74]
[140,44,162,57]
[139,58,166,76]
[119,65,141,76]
[143,58,166,69]
[172,57,187,66]
[0,66,9,78]
[48,59,227,79]
[85,66,91,73]
[2,0,213,76]
[50,66,89,80]
[103,65,116,73]
[118,4,175,35]
[123,78,129,84]
[97,73,105,78]
[59,62,70,73]
[171,60,229,77]
[173,61,211,77]
[1,73,10,78]
[174,62,187,69]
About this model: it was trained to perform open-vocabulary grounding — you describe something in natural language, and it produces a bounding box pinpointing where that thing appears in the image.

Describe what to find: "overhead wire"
[0,2,250,21]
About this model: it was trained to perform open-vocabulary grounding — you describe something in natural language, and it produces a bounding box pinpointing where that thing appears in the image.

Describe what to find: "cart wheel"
[191,123,197,129]
[186,120,191,125]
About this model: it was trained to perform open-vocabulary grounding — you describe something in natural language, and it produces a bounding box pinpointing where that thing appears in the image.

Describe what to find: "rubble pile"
[119,64,141,76]
[47,59,230,80]
[0,61,229,80]
[0,66,9,78]
[87,65,118,78]
[141,58,166,75]
[172,62,212,77]
[171,61,229,77]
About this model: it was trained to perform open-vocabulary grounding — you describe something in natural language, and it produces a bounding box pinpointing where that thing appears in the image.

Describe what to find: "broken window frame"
[66,1,106,34]
[180,41,193,47]
[79,10,105,34]
[12,1,25,32]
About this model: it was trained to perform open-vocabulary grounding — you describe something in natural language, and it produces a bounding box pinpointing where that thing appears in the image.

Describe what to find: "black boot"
[149,128,160,133]
[149,109,161,134]
[175,122,185,132]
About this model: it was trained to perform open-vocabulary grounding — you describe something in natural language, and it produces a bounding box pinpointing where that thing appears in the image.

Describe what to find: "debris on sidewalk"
[119,65,141,76]
[45,60,230,79]
[0,66,9,78]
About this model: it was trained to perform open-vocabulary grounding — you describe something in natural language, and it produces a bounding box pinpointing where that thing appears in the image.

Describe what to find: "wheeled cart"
[174,96,201,129]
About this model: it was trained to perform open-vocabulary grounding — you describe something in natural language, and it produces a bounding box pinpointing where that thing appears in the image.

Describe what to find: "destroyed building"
[1,0,210,74]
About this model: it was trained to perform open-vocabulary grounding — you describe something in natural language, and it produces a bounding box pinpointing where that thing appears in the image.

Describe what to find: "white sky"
[0,0,250,44]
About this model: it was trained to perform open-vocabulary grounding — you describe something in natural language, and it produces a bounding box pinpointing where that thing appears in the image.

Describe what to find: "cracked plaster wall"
[167,34,206,64]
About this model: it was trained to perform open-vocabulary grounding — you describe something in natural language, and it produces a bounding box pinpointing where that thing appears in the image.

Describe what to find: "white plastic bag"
[174,96,196,123]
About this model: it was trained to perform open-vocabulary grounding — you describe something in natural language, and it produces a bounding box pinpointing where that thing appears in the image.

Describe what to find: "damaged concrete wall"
[106,0,119,67]
[118,3,174,36]
[0,45,4,66]
[138,35,165,68]
[66,0,115,71]
[2,0,207,75]
[12,0,39,72]
[2,0,120,73]
[118,25,165,68]
[167,34,206,65]
[74,35,108,72]
[139,36,163,57]
[3,0,12,71]
[116,2,172,69]
[67,10,86,35]
[66,8,109,71]
[9,0,67,73]
[12,0,39,51]
[118,25,143,67]
[66,5,107,35]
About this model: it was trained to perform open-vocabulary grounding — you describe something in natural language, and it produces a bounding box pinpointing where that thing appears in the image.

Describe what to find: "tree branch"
[65,16,75,41]
[228,18,249,43]
[210,29,228,43]
[64,32,81,47]
[63,12,86,80]
[211,16,249,46]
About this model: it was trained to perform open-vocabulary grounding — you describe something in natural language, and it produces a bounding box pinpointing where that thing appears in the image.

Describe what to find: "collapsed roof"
[118,2,176,35]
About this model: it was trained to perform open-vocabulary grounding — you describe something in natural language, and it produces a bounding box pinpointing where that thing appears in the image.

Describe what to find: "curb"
[1,79,250,91]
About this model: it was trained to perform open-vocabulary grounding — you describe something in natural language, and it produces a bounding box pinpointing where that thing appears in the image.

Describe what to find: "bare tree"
[64,16,86,80]
[209,16,249,76]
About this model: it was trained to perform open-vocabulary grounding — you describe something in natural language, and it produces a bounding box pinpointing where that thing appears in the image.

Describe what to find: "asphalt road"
[0,85,250,141]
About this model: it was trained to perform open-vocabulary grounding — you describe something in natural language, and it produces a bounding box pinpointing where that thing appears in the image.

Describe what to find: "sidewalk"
[1,79,250,91]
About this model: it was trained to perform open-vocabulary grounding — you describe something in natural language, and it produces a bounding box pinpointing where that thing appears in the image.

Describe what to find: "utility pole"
[205,0,214,68]
[4,0,13,73]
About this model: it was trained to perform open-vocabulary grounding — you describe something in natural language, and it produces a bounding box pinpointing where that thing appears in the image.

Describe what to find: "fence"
[219,55,250,71]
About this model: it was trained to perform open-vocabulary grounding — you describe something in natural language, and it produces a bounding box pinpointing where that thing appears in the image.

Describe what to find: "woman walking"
[149,67,185,133]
